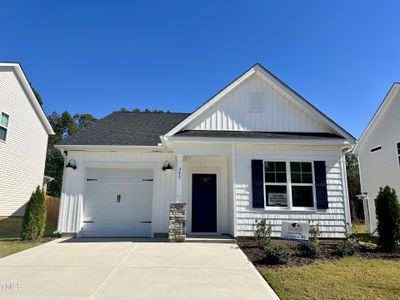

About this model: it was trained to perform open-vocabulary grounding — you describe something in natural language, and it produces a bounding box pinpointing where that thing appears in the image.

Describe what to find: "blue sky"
[1,1,399,138]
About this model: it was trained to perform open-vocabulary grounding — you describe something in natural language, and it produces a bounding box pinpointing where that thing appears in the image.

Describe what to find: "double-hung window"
[264,161,315,209]
[0,112,9,141]
[397,142,400,167]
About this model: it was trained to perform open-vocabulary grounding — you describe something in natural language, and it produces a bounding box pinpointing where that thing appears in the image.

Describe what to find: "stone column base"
[168,202,187,242]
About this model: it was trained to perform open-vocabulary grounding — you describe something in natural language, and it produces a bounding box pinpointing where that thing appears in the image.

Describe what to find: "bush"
[254,219,272,249]
[21,186,47,240]
[336,237,359,257]
[264,243,293,265]
[309,224,320,244]
[375,186,400,252]
[298,241,321,258]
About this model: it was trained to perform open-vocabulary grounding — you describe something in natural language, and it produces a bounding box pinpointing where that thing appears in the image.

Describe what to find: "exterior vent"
[249,93,264,113]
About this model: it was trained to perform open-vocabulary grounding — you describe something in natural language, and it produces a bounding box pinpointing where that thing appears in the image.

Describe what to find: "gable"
[354,83,400,153]
[183,73,331,133]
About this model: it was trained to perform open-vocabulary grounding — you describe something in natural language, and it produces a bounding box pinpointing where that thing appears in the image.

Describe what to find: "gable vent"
[249,93,264,113]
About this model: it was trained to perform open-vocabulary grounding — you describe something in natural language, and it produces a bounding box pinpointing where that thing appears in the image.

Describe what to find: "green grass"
[260,258,400,300]
[352,223,378,244]
[0,217,58,258]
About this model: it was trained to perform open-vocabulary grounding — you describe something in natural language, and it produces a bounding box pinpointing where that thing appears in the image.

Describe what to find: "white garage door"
[82,168,153,237]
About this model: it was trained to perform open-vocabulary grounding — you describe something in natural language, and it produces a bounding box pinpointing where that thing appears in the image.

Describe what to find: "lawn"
[352,223,378,244]
[0,217,58,258]
[260,257,400,300]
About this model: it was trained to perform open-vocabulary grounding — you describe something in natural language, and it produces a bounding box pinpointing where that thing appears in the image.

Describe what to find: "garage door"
[82,168,153,237]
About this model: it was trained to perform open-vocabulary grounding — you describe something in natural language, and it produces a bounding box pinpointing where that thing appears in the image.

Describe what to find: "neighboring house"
[0,62,54,216]
[353,83,400,234]
[56,64,355,239]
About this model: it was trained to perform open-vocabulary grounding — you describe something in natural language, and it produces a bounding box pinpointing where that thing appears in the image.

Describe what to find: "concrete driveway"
[0,238,278,299]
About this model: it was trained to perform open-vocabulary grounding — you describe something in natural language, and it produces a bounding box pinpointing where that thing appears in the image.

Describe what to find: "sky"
[1,1,399,138]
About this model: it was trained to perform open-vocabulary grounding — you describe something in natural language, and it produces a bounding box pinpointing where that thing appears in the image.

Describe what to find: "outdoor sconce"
[66,159,77,170]
[162,161,173,171]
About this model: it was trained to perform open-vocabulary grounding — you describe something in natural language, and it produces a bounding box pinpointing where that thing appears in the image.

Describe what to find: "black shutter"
[251,160,265,208]
[314,161,328,209]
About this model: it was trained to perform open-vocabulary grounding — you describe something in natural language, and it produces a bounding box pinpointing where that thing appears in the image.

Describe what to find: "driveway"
[0,238,278,299]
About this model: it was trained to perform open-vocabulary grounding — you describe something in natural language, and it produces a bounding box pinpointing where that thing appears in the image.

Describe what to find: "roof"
[58,112,190,146]
[174,130,344,140]
[164,63,355,142]
[0,62,54,135]
[353,82,400,153]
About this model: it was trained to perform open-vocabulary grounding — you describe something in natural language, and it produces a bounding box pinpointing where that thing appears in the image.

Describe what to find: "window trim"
[0,111,10,142]
[263,160,317,211]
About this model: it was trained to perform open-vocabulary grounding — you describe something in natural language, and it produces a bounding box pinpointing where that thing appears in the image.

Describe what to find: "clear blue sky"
[1,1,399,138]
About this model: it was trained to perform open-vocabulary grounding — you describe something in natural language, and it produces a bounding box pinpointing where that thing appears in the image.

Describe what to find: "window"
[264,161,315,208]
[264,162,288,207]
[290,162,314,207]
[0,113,9,141]
[397,142,400,167]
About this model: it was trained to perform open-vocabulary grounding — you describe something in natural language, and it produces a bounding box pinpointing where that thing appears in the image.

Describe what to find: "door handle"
[117,195,121,203]
[140,221,152,224]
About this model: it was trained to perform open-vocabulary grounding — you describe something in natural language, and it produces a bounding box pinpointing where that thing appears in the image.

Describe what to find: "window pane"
[265,172,275,183]
[0,127,7,141]
[291,172,301,183]
[290,162,300,172]
[302,173,313,183]
[397,142,400,154]
[276,172,287,183]
[264,162,275,172]
[275,162,286,172]
[301,162,312,173]
[292,186,314,207]
[1,113,9,127]
[266,185,287,206]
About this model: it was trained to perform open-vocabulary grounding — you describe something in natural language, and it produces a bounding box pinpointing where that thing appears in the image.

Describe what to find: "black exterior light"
[162,161,173,171]
[66,159,77,170]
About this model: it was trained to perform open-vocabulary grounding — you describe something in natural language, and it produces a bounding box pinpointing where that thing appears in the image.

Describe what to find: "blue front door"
[192,173,217,232]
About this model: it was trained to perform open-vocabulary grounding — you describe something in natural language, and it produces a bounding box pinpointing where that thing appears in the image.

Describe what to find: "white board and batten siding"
[58,151,176,236]
[0,66,49,216]
[184,74,331,133]
[233,144,349,238]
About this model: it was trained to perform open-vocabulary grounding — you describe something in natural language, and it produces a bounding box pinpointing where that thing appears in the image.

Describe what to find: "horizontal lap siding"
[234,144,347,238]
[58,151,175,235]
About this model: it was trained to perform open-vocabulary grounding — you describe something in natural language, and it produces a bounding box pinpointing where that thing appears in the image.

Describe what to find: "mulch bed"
[237,238,400,268]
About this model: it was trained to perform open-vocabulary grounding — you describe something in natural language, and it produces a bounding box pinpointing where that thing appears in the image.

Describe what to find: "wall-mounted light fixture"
[66,159,77,170]
[162,161,173,171]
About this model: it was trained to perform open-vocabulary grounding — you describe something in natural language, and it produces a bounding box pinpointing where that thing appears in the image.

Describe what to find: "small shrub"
[309,224,320,244]
[336,237,359,257]
[298,241,321,258]
[254,219,272,249]
[21,186,47,240]
[375,186,400,252]
[264,243,293,265]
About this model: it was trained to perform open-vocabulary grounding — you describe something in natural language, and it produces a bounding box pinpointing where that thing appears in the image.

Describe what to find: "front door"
[192,173,217,232]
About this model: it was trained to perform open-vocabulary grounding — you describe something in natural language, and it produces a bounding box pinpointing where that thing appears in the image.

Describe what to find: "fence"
[46,196,60,222]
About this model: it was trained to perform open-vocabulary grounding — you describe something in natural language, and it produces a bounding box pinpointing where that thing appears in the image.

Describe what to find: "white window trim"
[0,111,10,143]
[263,160,317,211]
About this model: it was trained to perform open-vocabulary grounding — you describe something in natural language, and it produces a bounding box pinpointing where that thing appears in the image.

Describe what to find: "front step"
[185,236,236,244]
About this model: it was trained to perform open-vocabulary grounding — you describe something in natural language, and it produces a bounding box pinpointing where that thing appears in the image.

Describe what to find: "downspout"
[341,146,352,235]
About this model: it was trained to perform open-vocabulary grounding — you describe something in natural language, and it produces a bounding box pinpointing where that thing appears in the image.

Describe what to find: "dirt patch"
[237,239,400,268]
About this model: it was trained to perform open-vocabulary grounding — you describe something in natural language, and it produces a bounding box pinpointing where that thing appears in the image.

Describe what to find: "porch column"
[168,154,187,242]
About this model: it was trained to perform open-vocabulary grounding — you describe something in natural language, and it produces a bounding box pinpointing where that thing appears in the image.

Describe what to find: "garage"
[82,167,154,237]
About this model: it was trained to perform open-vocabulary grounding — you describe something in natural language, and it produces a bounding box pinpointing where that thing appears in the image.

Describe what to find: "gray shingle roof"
[59,112,190,146]
[174,130,344,139]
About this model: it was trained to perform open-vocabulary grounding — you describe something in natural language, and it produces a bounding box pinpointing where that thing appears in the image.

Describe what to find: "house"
[0,62,54,216]
[353,83,400,234]
[56,64,355,239]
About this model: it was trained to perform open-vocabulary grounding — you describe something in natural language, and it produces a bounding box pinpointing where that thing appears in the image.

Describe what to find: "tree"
[375,186,400,252]
[45,111,97,196]
[21,186,46,240]
[116,107,170,113]
[30,86,43,106]
[346,153,363,222]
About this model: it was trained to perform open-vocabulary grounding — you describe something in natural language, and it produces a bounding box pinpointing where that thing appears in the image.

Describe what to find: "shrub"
[254,219,272,249]
[264,243,293,265]
[375,186,400,252]
[298,241,321,258]
[336,237,359,257]
[309,224,320,244]
[21,186,47,240]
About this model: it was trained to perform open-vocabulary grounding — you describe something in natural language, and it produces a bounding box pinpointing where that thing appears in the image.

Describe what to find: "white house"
[0,62,54,216]
[56,64,355,239]
[353,83,400,234]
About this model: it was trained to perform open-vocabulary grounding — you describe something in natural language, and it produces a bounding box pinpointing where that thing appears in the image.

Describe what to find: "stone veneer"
[168,202,187,242]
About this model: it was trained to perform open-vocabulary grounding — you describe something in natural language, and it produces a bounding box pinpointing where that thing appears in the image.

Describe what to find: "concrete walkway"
[0,238,278,299]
